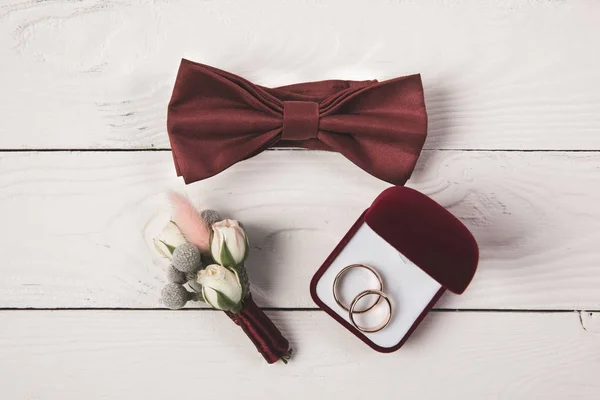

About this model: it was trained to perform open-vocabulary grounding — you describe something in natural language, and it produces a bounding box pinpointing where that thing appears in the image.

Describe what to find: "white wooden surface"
[2,150,600,310]
[1,0,599,399]
[1,311,598,399]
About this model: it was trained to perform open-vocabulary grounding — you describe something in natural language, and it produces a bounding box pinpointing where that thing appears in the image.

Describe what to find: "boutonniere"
[154,192,291,364]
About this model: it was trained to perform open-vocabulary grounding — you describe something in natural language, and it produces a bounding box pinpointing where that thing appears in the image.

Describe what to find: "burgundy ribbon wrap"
[167,59,428,186]
[225,294,290,364]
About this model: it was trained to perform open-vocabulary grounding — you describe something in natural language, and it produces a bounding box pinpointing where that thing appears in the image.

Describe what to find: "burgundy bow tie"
[167,59,428,185]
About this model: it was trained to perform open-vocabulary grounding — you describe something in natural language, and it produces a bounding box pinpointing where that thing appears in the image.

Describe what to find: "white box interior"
[315,222,442,349]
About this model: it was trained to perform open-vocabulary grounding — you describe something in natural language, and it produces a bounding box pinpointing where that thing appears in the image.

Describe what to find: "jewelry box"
[310,186,479,352]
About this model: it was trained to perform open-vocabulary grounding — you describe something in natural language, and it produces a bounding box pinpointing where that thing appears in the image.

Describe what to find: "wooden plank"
[1,0,599,150]
[1,150,599,309]
[0,310,597,399]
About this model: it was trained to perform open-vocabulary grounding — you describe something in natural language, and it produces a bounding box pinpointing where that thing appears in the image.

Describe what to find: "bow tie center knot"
[282,101,319,141]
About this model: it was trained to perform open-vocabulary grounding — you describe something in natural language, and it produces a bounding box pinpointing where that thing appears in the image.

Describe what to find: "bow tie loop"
[282,101,319,141]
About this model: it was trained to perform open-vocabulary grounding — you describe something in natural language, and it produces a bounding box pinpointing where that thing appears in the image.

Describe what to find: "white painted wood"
[580,311,600,333]
[1,150,599,309]
[2,0,598,396]
[0,310,597,399]
[1,0,600,150]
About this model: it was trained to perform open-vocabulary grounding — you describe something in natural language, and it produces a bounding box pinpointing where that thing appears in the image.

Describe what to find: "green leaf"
[219,241,236,267]
[232,267,248,295]
[202,286,215,309]
[159,240,177,255]
[242,235,250,264]
[214,290,242,313]
[231,265,250,298]
[229,300,243,314]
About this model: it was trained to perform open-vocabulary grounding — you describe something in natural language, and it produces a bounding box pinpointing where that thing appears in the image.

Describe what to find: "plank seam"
[0,308,596,313]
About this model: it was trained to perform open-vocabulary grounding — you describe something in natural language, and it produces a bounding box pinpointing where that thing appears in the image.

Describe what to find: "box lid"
[364,186,478,294]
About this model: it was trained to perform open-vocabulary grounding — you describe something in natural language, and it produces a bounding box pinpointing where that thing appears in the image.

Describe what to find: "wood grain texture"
[0,310,598,399]
[1,0,600,150]
[2,0,599,396]
[1,150,599,309]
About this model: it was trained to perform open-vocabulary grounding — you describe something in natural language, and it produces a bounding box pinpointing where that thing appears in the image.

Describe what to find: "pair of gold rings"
[333,264,392,333]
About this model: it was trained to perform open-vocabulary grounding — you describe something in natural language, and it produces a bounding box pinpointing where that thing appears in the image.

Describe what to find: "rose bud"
[153,221,186,259]
[210,219,249,267]
[197,264,244,313]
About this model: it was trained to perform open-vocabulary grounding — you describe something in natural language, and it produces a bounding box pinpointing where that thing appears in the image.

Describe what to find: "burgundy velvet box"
[310,187,479,353]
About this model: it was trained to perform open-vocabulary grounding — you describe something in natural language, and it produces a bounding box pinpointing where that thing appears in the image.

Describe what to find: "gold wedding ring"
[333,264,383,313]
[333,264,394,333]
[349,289,393,333]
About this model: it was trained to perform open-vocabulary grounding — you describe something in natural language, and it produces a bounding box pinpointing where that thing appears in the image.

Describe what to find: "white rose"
[197,264,243,313]
[153,221,187,259]
[210,219,249,267]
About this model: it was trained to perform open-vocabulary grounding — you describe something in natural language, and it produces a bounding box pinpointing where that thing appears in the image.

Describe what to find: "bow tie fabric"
[167,59,428,185]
